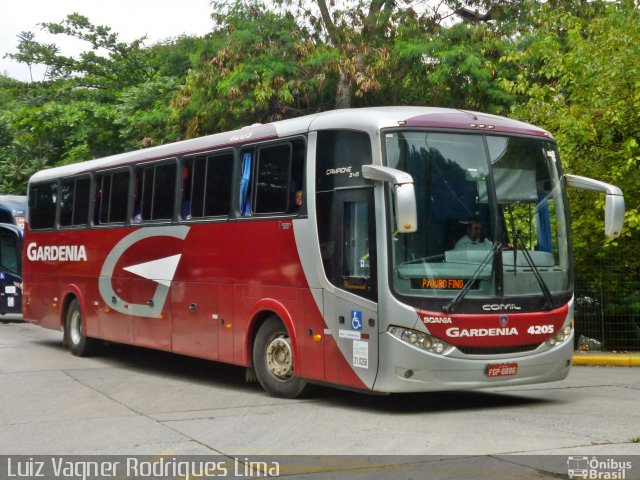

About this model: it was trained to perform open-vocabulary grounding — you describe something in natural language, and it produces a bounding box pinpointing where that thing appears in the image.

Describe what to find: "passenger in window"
[455,218,491,250]
[294,190,303,211]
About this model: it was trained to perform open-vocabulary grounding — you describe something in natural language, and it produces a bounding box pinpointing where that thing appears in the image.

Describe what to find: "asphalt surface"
[1,318,639,479]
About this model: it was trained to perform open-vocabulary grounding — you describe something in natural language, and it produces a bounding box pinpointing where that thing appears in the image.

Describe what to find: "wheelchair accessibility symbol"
[351,311,363,331]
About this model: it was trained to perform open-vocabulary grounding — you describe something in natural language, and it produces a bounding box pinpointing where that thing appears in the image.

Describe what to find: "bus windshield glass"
[385,131,571,302]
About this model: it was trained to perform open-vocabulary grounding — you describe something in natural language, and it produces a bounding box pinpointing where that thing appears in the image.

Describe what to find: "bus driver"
[455,218,491,250]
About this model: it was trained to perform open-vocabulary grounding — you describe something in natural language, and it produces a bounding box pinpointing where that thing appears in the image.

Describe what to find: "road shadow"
[308,384,553,414]
[96,342,261,393]
[19,320,556,413]
[82,341,552,413]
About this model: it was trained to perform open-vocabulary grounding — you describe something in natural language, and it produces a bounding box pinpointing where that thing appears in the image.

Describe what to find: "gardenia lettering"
[27,243,87,262]
[446,327,518,337]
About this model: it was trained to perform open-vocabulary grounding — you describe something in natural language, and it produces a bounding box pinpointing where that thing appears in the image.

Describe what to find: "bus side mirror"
[565,174,625,238]
[362,165,417,233]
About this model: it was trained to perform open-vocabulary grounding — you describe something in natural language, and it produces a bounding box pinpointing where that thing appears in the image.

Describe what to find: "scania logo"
[482,304,522,311]
[421,316,452,324]
[499,315,509,327]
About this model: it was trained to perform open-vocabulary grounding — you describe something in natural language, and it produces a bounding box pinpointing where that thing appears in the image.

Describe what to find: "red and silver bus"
[23,107,624,397]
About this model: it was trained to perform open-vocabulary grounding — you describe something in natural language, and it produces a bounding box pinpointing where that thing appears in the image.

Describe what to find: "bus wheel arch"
[64,296,98,357]
[251,312,307,398]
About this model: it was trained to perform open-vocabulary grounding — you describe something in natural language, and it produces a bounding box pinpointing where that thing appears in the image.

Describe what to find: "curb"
[572,354,640,367]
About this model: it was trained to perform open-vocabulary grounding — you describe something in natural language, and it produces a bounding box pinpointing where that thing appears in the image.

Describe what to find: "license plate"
[486,363,518,378]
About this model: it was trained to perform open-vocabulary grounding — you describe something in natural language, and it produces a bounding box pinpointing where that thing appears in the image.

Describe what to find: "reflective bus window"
[28,182,57,230]
[182,153,233,219]
[0,230,19,274]
[134,162,176,222]
[239,139,305,217]
[343,201,371,280]
[255,144,291,214]
[96,170,130,225]
[60,177,90,227]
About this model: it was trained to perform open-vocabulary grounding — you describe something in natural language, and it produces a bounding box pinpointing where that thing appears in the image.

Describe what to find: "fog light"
[434,342,444,354]
[548,338,556,346]
[422,337,433,349]
[555,331,565,342]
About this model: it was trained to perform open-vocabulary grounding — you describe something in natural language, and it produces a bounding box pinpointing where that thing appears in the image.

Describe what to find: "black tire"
[66,299,98,357]
[253,316,307,398]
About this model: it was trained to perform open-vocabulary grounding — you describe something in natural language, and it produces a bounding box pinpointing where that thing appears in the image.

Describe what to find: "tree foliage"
[499,0,639,267]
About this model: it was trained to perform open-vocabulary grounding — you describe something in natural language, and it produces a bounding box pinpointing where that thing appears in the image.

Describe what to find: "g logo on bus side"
[98,226,190,318]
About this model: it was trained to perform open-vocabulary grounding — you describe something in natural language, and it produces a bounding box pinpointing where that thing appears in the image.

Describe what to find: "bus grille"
[457,344,540,355]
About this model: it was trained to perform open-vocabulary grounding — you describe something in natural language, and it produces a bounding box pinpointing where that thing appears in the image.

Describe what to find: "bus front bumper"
[372,332,573,393]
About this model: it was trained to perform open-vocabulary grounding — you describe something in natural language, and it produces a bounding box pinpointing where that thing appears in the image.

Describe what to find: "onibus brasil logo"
[567,456,633,479]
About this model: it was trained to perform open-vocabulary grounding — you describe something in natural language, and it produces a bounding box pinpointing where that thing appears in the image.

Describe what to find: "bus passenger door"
[317,188,379,390]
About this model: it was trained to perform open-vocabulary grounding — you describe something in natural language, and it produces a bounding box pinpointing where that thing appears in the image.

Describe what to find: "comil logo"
[482,303,522,311]
[567,456,633,479]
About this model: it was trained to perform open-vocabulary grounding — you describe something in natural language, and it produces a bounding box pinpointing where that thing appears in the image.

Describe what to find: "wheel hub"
[265,335,293,380]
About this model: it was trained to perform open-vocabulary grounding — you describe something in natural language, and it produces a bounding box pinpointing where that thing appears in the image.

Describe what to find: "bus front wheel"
[253,316,307,398]
[65,299,98,357]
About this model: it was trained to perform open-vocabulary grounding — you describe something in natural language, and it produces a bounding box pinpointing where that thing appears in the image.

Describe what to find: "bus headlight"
[547,324,573,347]
[389,326,453,355]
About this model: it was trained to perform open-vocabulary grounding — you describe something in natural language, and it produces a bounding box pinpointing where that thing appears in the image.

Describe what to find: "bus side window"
[288,140,305,214]
[28,182,57,230]
[134,162,176,222]
[95,171,129,225]
[60,177,90,227]
[255,143,291,214]
[203,153,233,216]
[0,230,19,274]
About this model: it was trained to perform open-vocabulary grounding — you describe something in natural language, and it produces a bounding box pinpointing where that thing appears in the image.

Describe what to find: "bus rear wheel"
[253,316,307,398]
[66,299,98,357]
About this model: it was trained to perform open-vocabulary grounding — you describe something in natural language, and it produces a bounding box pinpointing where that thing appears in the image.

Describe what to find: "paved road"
[1,319,639,460]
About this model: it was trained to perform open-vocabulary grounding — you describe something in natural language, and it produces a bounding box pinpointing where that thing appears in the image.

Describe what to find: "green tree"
[172,1,334,137]
[0,15,209,192]
[499,0,640,347]
[499,0,639,263]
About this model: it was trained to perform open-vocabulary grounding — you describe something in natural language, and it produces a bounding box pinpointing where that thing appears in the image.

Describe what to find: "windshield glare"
[385,131,571,301]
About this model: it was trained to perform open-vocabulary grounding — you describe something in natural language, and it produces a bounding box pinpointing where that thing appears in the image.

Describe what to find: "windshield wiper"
[513,235,555,310]
[442,242,502,314]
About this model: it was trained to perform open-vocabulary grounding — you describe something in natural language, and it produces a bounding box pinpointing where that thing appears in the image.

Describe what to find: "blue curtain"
[536,193,552,252]
[239,152,252,216]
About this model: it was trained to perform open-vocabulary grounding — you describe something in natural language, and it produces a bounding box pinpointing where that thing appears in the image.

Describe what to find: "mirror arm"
[564,174,625,238]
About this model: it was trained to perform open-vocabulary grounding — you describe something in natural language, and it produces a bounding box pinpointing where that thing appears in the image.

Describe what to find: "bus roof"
[28,107,551,184]
[0,195,27,214]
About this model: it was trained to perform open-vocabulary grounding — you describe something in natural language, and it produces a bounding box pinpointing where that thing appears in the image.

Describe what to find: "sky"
[0,0,215,82]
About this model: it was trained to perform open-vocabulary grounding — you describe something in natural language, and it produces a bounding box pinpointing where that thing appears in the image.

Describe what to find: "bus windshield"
[385,131,571,303]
